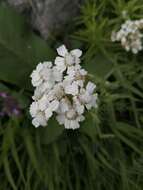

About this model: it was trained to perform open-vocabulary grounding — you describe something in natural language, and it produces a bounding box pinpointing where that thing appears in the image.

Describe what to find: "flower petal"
[70,49,82,57]
[50,100,59,111]
[65,82,78,96]
[70,120,80,130]
[45,108,53,119]
[56,114,65,125]
[57,45,68,57]
[86,82,96,94]
[54,57,66,72]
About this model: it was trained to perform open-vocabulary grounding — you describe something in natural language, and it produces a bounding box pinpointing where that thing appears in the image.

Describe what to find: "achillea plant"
[30,45,98,129]
[0,1,143,190]
[111,19,143,54]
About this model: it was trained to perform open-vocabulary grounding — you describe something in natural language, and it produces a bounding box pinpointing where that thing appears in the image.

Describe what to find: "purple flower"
[0,91,21,117]
[0,92,7,98]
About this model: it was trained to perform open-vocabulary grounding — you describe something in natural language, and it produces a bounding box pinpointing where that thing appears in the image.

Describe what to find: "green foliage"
[0,5,54,89]
[0,0,143,190]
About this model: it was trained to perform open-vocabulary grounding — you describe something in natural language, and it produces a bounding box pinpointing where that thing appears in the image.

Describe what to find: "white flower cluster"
[111,19,143,54]
[30,45,98,130]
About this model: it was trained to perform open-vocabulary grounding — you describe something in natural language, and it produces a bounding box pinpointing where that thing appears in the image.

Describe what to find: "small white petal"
[32,118,40,128]
[76,104,84,115]
[56,114,65,125]
[55,57,66,72]
[43,61,52,68]
[74,80,84,88]
[67,66,75,76]
[36,63,43,72]
[70,49,82,58]
[40,68,52,81]
[53,67,63,82]
[65,54,74,65]
[91,94,98,108]
[64,119,71,129]
[45,108,53,119]
[65,82,78,96]
[73,97,84,114]
[86,82,96,94]
[31,70,40,80]
[47,90,55,101]
[55,56,65,65]
[32,112,47,127]
[50,100,59,111]
[31,71,42,87]
[38,95,48,111]
[80,69,87,76]
[30,102,39,117]
[70,120,80,130]
[66,109,76,119]
[57,45,68,57]
[86,94,98,110]
[80,92,91,103]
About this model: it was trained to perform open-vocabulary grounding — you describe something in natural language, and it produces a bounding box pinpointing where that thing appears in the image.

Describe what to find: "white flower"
[64,119,80,130]
[38,95,49,111]
[30,62,53,87]
[31,70,43,87]
[52,66,63,82]
[54,57,66,73]
[57,98,70,113]
[45,100,59,120]
[70,49,82,58]
[57,45,68,57]
[50,100,60,111]
[32,112,47,128]
[73,97,84,115]
[52,83,64,100]
[32,82,50,100]
[30,101,39,117]
[64,80,79,96]
[56,109,85,130]
[55,45,82,72]
[79,83,98,110]
[30,45,98,129]
[66,64,87,80]
[85,94,98,110]
[86,82,96,94]
[111,19,143,54]
[56,101,85,130]
[45,109,53,120]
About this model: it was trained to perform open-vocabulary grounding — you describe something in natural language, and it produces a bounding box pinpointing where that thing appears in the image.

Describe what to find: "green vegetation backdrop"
[0,0,143,189]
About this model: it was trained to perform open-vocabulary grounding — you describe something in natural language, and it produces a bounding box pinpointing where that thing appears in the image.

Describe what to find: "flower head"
[0,92,21,117]
[55,45,82,72]
[30,45,98,130]
[111,19,143,54]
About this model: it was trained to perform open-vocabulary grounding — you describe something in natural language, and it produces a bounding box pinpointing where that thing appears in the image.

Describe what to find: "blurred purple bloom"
[0,92,7,98]
[0,91,21,117]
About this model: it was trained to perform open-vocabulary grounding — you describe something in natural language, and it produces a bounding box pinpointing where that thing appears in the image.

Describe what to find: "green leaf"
[38,117,64,145]
[3,157,17,190]
[80,112,98,142]
[84,53,113,78]
[11,143,26,185]
[116,122,143,140]
[0,5,54,89]
[23,130,43,178]
[114,125,143,156]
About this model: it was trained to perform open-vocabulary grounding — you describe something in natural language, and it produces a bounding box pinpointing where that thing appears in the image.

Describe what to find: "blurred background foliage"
[0,0,143,189]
